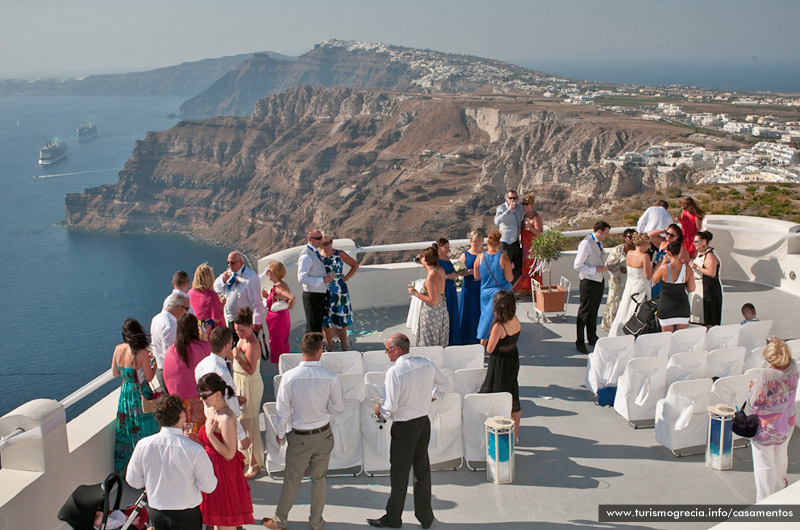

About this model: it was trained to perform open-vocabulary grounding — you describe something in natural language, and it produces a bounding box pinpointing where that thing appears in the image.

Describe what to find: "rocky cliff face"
[66,86,694,255]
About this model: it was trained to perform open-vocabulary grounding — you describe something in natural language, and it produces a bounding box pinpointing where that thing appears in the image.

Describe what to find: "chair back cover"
[428,393,464,466]
[585,335,635,393]
[633,331,672,359]
[704,324,741,351]
[614,355,669,422]
[278,353,303,375]
[705,347,746,379]
[462,392,512,464]
[454,368,488,398]
[666,351,709,388]
[362,350,394,373]
[668,327,707,356]
[654,378,713,451]
[743,346,769,372]
[443,344,485,371]
[737,320,773,355]
[263,402,287,473]
[321,351,364,375]
[410,346,446,368]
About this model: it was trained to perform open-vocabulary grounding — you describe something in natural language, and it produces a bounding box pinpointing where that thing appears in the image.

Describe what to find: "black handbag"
[732,401,759,438]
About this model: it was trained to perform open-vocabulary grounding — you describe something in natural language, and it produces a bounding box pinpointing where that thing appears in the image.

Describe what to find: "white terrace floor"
[222,278,800,530]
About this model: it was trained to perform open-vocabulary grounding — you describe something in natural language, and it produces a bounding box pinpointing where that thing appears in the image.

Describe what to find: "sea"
[0,96,229,418]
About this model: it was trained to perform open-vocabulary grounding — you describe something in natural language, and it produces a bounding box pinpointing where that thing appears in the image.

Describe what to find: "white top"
[636,205,673,234]
[380,353,452,422]
[276,360,345,438]
[573,233,606,282]
[162,288,193,314]
[194,353,247,440]
[213,265,264,325]
[150,309,177,369]
[126,427,217,510]
[297,245,328,293]
[494,202,525,244]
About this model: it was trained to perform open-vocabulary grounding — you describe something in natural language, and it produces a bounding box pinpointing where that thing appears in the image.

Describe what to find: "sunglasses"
[507,196,518,201]
[199,392,214,400]
[309,236,322,241]
[521,202,529,206]
[666,232,678,237]
[321,241,332,246]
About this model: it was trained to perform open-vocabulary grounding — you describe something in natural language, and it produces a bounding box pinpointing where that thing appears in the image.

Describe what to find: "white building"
[753,142,799,165]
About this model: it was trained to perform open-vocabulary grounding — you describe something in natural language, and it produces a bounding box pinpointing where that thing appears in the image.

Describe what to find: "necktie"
[226,272,237,293]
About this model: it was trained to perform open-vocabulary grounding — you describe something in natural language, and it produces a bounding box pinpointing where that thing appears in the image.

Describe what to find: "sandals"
[245,465,261,480]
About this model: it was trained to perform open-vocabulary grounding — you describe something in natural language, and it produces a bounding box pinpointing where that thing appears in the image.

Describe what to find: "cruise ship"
[1,214,799,530]
[38,138,67,165]
[76,122,98,142]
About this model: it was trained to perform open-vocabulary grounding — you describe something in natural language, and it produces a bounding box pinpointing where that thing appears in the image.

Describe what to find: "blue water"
[0,96,229,417]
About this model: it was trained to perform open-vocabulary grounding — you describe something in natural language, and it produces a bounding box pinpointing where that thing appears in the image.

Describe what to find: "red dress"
[680,210,699,258]
[199,425,254,527]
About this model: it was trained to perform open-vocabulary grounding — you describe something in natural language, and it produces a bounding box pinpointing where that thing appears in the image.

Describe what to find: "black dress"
[479,323,521,412]
[657,262,690,327]
[702,250,723,326]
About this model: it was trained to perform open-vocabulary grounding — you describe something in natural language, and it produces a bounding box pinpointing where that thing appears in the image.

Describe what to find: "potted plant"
[529,229,568,313]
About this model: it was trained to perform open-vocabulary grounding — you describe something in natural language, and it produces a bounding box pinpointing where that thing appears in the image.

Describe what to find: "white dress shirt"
[494,202,525,244]
[573,233,606,283]
[194,353,247,440]
[150,309,177,369]
[297,245,329,293]
[126,427,217,510]
[380,354,452,422]
[213,265,264,325]
[636,206,673,234]
[275,361,344,438]
[162,288,193,314]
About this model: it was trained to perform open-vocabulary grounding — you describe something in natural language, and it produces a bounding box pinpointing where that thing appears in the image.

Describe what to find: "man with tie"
[297,229,334,333]
[573,221,610,354]
[213,251,263,342]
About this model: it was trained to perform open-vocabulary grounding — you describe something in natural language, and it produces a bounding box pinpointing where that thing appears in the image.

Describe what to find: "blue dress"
[651,250,665,299]
[477,252,513,340]
[458,251,481,344]
[322,251,353,328]
[440,258,461,346]
[114,366,159,471]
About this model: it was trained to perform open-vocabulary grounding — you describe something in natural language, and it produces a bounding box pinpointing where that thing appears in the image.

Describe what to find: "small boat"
[39,139,68,165]
[76,122,98,141]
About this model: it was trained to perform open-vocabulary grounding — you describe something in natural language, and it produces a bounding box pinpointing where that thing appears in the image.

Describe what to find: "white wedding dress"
[609,266,651,337]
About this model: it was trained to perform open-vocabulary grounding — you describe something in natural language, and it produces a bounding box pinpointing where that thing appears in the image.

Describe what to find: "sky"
[2,0,799,90]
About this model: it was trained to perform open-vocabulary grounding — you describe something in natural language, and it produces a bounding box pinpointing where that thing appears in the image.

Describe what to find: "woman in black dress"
[653,241,696,332]
[690,231,722,328]
[479,290,522,443]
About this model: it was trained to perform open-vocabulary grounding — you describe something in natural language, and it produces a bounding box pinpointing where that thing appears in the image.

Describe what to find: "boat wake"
[33,167,118,179]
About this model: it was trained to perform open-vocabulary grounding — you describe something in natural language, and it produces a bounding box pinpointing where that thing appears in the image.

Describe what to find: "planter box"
[535,285,568,313]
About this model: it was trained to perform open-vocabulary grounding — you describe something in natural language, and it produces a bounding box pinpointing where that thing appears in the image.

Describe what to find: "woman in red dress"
[678,196,705,259]
[197,373,254,529]
[513,192,544,294]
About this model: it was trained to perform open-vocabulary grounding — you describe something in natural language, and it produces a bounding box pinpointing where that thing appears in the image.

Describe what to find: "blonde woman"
[319,234,359,351]
[188,263,224,328]
[609,232,653,337]
[457,230,484,344]
[262,261,295,363]
[409,247,449,347]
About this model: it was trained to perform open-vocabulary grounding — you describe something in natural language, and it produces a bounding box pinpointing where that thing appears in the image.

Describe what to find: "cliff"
[66,86,698,255]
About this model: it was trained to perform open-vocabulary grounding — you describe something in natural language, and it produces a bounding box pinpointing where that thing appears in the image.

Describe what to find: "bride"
[609,232,653,337]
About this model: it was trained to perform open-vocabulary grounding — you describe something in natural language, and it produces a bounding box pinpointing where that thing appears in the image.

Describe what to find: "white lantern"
[706,404,735,470]
[484,416,515,483]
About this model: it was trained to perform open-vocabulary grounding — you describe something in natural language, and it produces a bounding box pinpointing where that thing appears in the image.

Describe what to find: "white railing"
[59,369,115,409]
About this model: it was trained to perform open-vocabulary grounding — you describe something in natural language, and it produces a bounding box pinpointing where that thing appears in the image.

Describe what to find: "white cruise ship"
[38,138,68,165]
[76,122,98,142]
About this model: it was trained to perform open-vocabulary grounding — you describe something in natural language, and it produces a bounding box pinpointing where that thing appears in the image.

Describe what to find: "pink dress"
[163,340,211,399]
[198,426,254,526]
[188,288,224,327]
[265,286,291,363]
[680,210,699,258]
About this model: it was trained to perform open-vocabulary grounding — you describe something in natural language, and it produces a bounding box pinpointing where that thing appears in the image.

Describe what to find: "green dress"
[114,366,159,471]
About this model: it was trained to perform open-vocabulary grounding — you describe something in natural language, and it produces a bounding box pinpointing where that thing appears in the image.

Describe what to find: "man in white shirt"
[297,229,334,333]
[126,394,217,530]
[494,189,525,284]
[150,292,190,390]
[636,200,673,248]
[573,221,610,354]
[213,251,264,341]
[162,270,192,313]
[263,332,344,530]
[367,333,452,529]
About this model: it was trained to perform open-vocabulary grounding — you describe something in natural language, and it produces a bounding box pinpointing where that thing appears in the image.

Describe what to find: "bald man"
[214,251,263,341]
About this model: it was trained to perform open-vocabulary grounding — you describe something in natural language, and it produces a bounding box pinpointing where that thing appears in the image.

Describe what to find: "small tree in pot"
[529,229,568,312]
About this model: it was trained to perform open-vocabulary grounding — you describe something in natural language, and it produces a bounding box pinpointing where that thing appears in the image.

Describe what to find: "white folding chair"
[654,378,714,455]
[704,324,742,351]
[362,350,393,373]
[786,339,800,358]
[278,353,303,375]
[361,399,393,476]
[364,371,387,403]
[614,355,669,427]
[273,374,282,398]
[668,327,707,356]
[263,402,287,476]
[328,374,364,475]
[454,368,488,398]
[633,332,672,359]
[737,320,773,355]
[710,373,752,410]
[743,346,768,372]
[410,346,446,368]
[705,347,746,379]
[428,393,464,469]
[321,351,364,375]
[585,335,635,394]
[462,392,512,470]
[744,367,764,384]
[443,344,485,371]
[666,351,709,388]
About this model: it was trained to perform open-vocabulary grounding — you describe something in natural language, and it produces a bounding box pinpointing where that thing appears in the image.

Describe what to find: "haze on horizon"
[2,0,799,92]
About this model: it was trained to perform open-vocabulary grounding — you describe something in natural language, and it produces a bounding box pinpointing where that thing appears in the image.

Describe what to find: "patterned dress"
[602,243,627,331]
[322,251,353,329]
[114,366,159,471]
[417,286,449,347]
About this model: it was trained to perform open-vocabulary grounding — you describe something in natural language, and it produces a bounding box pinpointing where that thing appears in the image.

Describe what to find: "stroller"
[622,293,660,337]
[58,472,148,530]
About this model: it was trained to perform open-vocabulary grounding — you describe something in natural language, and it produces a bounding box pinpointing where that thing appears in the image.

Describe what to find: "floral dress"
[114,366,159,471]
[322,251,353,328]
[417,285,449,347]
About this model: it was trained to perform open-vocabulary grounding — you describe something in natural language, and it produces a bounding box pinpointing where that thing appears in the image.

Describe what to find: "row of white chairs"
[585,321,773,394]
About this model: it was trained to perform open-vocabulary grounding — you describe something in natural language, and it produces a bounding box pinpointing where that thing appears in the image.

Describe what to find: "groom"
[297,228,334,333]
[573,221,610,354]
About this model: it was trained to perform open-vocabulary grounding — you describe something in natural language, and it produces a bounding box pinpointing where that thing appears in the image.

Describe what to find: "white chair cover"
[704,324,741,351]
[443,345,485,371]
[427,393,463,467]
[614,355,669,423]
[709,373,752,410]
[364,371,387,403]
[406,278,426,335]
[737,320,773,355]
[786,339,800,358]
[278,353,303,375]
[743,346,768,372]
[705,347,746,379]
[362,350,394,374]
[462,392,512,469]
[633,332,672,359]
[328,374,363,473]
[410,346,446,368]
[744,367,764,384]
[454,368,488,398]
[666,351,709,388]
[273,374,282,399]
[654,378,713,452]
[361,400,392,475]
[668,327,707,356]
[585,335,635,394]
[338,373,366,402]
[321,351,364,375]
[263,402,287,474]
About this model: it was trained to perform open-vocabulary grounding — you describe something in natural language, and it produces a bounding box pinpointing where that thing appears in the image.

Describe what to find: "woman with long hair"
[163,312,211,433]
[188,263,224,329]
[408,247,449,347]
[435,237,461,345]
[479,291,522,442]
[232,307,265,479]
[649,223,690,299]
[513,192,544,295]
[689,230,723,328]
[609,232,653,336]
[679,196,705,258]
[457,230,484,344]
[262,260,295,362]
[653,241,695,332]
[320,234,359,351]
[474,231,513,345]
[112,317,159,471]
